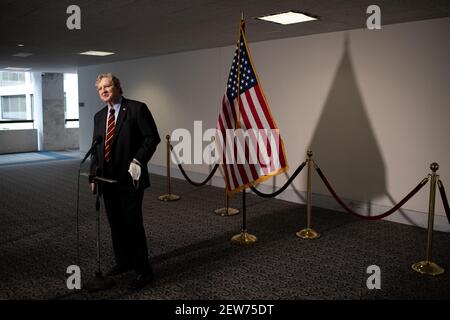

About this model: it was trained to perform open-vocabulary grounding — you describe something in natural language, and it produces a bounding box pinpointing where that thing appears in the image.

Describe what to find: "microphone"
[81,136,103,165]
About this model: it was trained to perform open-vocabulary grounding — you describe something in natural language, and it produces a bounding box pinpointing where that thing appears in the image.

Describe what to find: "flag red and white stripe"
[216,20,288,193]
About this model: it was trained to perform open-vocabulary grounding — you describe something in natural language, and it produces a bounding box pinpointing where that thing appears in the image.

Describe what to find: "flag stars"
[225,34,257,98]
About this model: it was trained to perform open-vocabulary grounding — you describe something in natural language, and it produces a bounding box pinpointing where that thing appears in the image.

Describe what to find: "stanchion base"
[231,231,257,244]
[214,207,239,216]
[412,260,445,276]
[296,228,321,240]
[84,271,115,292]
[158,194,180,201]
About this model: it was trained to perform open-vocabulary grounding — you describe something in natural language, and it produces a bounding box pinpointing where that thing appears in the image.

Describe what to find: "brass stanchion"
[158,135,180,201]
[296,150,320,239]
[412,162,444,275]
[232,190,257,244]
[215,187,239,216]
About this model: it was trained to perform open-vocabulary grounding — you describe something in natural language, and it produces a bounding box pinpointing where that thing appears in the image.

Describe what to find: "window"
[0,71,26,87]
[64,73,79,128]
[1,95,26,119]
[0,72,33,129]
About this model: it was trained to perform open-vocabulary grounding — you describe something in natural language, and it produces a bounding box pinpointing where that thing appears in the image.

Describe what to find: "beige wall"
[0,130,38,154]
[78,17,450,226]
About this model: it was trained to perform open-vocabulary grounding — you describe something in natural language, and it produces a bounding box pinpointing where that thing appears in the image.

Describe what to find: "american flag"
[216,20,288,194]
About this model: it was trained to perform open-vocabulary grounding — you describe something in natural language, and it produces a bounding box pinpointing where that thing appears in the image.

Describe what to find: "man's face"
[97,77,120,105]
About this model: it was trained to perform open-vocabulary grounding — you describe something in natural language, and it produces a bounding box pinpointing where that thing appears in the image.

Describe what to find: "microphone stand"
[84,175,117,292]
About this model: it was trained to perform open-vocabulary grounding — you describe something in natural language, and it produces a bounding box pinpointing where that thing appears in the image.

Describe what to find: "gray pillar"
[41,73,65,151]
[31,72,43,150]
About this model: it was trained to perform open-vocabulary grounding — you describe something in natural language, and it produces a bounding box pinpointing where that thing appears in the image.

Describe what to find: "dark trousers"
[102,183,151,275]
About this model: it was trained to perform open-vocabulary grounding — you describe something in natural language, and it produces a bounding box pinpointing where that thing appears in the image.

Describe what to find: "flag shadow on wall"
[309,35,414,223]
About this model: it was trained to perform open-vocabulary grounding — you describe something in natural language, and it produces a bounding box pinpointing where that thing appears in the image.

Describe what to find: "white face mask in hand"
[128,162,141,181]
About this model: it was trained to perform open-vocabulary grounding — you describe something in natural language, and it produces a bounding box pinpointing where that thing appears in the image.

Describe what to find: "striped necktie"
[104,108,115,162]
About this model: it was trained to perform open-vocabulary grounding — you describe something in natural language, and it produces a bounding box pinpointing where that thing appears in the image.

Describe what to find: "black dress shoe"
[128,272,153,290]
[106,265,133,276]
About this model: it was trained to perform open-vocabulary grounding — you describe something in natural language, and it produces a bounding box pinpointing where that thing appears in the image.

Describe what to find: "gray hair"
[95,73,123,94]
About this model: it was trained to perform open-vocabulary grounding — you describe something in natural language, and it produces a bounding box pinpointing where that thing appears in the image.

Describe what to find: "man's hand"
[90,183,97,194]
[128,161,141,181]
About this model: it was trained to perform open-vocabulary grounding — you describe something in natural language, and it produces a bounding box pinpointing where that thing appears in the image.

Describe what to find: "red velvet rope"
[178,163,219,187]
[437,180,450,225]
[315,166,428,220]
[170,142,219,187]
[250,161,307,198]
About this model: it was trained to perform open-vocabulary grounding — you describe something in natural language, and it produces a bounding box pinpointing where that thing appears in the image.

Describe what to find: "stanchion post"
[296,150,320,239]
[412,162,444,275]
[158,134,180,201]
[215,148,239,216]
[215,187,239,216]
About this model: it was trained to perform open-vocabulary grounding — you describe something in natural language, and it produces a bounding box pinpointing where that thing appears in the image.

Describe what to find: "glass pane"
[1,95,26,119]
[0,71,26,86]
[0,122,34,130]
[64,73,79,128]
[65,120,79,128]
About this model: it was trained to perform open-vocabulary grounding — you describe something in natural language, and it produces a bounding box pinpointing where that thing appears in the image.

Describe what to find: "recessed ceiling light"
[12,52,33,58]
[79,51,115,56]
[17,44,25,47]
[257,11,317,25]
[4,67,31,71]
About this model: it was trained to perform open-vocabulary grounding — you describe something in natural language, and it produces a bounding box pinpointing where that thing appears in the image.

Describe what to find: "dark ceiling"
[0,0,449,72]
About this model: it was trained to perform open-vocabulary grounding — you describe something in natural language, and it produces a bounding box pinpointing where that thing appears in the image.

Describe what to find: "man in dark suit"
[89,73,160,290]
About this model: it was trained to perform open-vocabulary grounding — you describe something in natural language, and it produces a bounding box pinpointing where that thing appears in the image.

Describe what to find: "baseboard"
[148,164,450,233]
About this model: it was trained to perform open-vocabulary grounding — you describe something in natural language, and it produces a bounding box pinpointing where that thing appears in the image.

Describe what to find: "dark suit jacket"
[90,97,161,189]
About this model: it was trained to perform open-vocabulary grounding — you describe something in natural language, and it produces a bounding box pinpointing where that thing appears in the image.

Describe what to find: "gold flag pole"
[296,150,320,239]
[158,134,180,201]
[231,14,257,244]
[412,162,444,275]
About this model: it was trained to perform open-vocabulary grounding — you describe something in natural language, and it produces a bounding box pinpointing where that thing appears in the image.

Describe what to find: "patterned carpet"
[0,158,449,300]
[0,151,77,167]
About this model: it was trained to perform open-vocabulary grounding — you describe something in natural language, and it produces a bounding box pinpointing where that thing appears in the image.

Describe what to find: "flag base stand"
[231,230,257,244]
[215,207,239,216]
[84,271,115,292]
[158,194,180,201]
[412,261,444,276]
[296,228,320,240]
